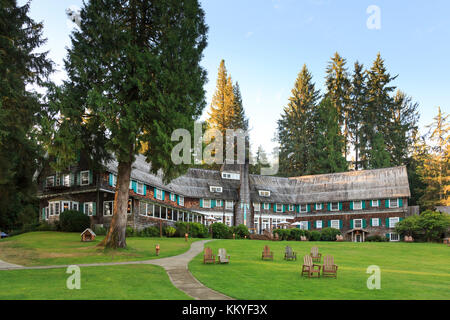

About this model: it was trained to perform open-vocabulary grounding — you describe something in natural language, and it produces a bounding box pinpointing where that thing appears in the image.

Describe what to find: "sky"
[21,0,450,158]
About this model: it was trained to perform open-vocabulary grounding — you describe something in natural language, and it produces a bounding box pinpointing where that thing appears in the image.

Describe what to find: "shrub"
[320,227,341,241]
[137,226,160,237]
[395,210,450,242]
[175,221,188,237]
[273,228,290,240]
[59,210,91,232]
[125,226,136,237]
[366,235,387,242]
[93,225,107,236]
[288,228,302,241]
[309,230,321,241]
[189,222,209,238]
[164,226,176,237]
[211,222,231,239]
[231,224,250,239]
[37,221,57,232]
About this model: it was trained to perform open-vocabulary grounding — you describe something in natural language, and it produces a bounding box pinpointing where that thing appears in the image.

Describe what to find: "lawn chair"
[301,255,321,278]
[284,246,297,261]
[217,248,230,264]
[310,246,321,263]
[322,255,338,278]
[203,247,215,264]
[300,235,308,241]
[262,245,273,260]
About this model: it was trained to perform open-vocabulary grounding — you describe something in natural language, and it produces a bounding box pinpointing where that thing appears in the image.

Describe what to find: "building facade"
[37,154,411,242]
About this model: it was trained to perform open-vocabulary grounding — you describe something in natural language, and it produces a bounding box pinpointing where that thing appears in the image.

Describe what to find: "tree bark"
[98,160,132,249]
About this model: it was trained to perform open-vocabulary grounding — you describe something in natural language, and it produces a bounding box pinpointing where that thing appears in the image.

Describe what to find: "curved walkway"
[0,239,232,300]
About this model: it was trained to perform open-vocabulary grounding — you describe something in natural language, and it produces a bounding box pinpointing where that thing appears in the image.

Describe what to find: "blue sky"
[22,0,449,156]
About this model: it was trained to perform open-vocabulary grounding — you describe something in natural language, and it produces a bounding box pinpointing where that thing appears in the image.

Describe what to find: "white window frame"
[354,219,363,228]
[62,201,70,212]
[389,217,400,228]
[63,174,70,187]
[155,189,163,200]
[315,203,323,210]
[222,172,231,179]
[103,201,114,216]
[288,204,295,212]
[371,218,379,227]
[253,202,260,212]
[276,203,283,213]
[55,173,61,186]
[299,204,308,213]
[216,199,223,207]
[46,176,55,187]
[54,202,60,215]
[299,221,308,230]
[203,199,211,209]
[330,220,340,229]
[390,198,399,208]
[80,170,90,186]
[371,200,379,207]
[71,202,79,211]
[262,203,269,210]
[210,186,223,193]
[170,193,176,201]
[112,174,117,187]
[353,201,363,210]
[225,200,233,210]
[84,202,94,216]
[330,202,339,211]
[136,182,144,195]
[49,202,54,216]
[258,190,271,197]
[316,220,323,229]
[390,233,400,242]
[178,196,184,206]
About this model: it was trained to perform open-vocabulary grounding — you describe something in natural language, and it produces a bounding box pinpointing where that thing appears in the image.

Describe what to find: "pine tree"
[250,145,269,174]
[277,64,320,176]
[231,82,248,130]
[45,0,208,248]
[0,0,53,230]
[368,133,391,169]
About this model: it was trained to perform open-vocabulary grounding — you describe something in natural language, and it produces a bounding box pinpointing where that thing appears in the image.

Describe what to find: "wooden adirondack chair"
[217,248,230,264]
[300,235,308,241]
[301,255,321,278]
[262,245,273,260]
[322,255,338,278]
[310,246,322,263]
[284,246,297,261]
[203,247,215,264]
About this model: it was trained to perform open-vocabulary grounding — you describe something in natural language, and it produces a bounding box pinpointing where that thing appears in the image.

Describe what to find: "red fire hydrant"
[155,244,160,256]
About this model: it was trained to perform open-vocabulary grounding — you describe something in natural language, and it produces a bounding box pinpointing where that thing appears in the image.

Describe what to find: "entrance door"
[355,234,362,242]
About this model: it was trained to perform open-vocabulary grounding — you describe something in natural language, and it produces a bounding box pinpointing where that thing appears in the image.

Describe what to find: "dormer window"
[259,190,270,197]
[210,186,223,193]
[46,176,55,187]
[221,172,240,180]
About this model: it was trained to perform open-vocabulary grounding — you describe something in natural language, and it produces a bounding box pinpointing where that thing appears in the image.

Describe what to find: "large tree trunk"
[98,160,132,249]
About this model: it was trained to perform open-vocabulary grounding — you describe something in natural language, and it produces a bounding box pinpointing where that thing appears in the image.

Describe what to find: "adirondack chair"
[262,245,273,260]
[322,255,338,278]
[284,246,297,261]
[300,235,308,241]
[301,255,321,278]
[310,246,322,263]
[203,247,215,264]
[217,248,230,264]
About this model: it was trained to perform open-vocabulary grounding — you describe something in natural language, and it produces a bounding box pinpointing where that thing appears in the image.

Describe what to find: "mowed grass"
[0,232,200,266]
[0,264,192,300]
[189,240,450,300]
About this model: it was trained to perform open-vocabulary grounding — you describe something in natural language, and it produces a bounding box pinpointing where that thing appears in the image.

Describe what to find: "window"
[353,201,363,210]
[55,202,60,215]
[203,199,211,209]
[371,200,379,207]
[253,202,260,212]
[62,201,70,212]
[276,203,283,213]
[80,171,90,186]
[330,220,340,229]
[390,198,399,208]
[225,200,233,210]
[258,190,271,197]
[55,173,61,186]
[315,203,323,210]
[354,219,362,228]
[371,218,379,227]
[63,174,70,187]
[288,204,295,212]
[390,233,399,241]
[72,202,79,211]
[262,203,269,210]
[216,199,223,207]
[299,221,308,230]
[222,172,240,180]
[299,204,308,212]
[316,220,323,229]
[225,216,232,227]
[103,201,114,216]
[178,196,184,206]
[330,202,339,211]
[389,217,400,228]
[210,186,223,193]
[112,174,117,187]
[46,176,55,187]
[136,182,144,195]
[170,193,176,201]
[127,199,132,215]
[155,189,163,200]
[84,202,94,216]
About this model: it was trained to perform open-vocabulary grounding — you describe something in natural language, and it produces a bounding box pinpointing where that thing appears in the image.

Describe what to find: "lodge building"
[36,154,411,242]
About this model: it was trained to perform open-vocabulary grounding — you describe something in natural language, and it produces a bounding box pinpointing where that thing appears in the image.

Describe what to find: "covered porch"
[346,228,370,242]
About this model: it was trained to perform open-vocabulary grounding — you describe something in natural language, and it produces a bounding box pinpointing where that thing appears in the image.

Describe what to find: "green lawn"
[0,264,192,300]
[0,231,201,266]
[189,240,450,300]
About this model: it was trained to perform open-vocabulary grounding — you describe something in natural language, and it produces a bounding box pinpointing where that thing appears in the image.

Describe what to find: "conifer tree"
[368,133,391,169]
[0,0,53,230]
[45,0,208,248]
[277,64,320,176]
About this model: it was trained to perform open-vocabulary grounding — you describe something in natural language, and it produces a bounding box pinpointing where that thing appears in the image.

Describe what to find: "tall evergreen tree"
[368,132,391,169]
[231,82,248,130]
[45,0,208,248]
[277,64,320,176]
[0,0,53,230]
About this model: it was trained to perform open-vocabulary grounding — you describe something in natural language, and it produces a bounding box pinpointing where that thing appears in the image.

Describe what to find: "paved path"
[0,239,232,300]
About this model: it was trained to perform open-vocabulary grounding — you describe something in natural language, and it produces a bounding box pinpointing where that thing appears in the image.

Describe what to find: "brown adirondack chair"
[322,255,338,278]
[217,248,230,264]
[203,247,215,264]
[262,245,273,260]
[310,246,322,263]
[284,246,297,261]
[301,255,321,278]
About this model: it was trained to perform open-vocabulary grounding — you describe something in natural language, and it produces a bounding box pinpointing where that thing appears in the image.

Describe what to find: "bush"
[164,226,176,237]
[309,230,321,241]
[138,226,160,237]
[175,221,188,237]
[320,227,341,241]
[231,224,250,239]
[189,222,209,238]
[93,225,107,236]
[59,210,91,232]
[126,226,136,237]
[288,228,302,241]
[366,235,388,242]
[273,228,289,240]
[36,221,57,232]
[395,210,450,242]
[211,222,231,239]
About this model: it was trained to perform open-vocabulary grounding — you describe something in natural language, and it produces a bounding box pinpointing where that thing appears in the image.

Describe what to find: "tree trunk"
[98,160,132,249]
